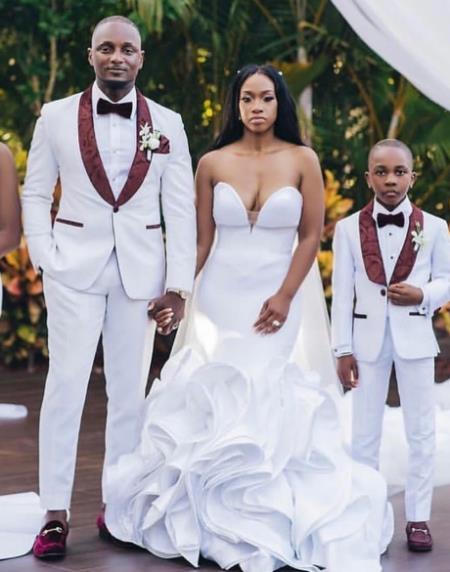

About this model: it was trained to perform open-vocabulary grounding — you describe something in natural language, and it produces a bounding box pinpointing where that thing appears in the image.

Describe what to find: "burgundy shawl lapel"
[359,200,424,286]
[390,204,423,284]
[78,87,170,211]
[359,201,387,286]
[116,90,158,208]
[78,86,116,207]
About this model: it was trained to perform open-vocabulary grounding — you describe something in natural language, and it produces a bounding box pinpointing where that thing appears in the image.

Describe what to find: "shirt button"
[390,256,394,260]
[389,232,393,236]
[380,288,386,296]
[113,205,119,213]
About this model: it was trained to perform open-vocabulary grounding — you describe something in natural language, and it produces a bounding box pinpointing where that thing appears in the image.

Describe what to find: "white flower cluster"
[411,222,426,252]
[139,122,161,160]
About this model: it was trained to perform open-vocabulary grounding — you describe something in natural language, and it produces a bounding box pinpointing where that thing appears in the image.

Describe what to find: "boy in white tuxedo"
[22,16,196,558]
[331,139,450,552]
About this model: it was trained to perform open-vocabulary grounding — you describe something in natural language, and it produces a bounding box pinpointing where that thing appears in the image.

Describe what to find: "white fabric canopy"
[331,0,450,111]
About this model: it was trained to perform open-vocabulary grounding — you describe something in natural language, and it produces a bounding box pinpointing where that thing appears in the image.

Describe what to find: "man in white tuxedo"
[331,139,450,552]
[22,15,196,558]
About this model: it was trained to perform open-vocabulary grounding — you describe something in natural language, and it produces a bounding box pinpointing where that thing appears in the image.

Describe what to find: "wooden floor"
[1,368,449,572]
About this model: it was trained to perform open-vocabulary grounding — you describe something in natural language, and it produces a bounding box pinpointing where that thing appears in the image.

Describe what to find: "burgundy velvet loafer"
[406,521,433,552]
[33,520,69,559]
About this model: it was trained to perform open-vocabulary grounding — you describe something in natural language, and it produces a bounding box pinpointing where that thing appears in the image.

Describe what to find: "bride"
[104,64,393,572]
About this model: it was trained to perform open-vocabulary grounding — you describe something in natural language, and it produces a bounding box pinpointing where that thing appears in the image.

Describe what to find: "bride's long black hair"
[211,64,304,150]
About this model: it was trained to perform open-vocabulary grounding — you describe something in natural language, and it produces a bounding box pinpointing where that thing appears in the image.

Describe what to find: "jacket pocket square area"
[353,313,367,319]
[409,311,425,316]
[155,135,170,154]
[146,224,161,230]
[55,218,84,228]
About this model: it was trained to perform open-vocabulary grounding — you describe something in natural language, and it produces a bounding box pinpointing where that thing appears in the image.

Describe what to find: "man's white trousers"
[40,252,155,509]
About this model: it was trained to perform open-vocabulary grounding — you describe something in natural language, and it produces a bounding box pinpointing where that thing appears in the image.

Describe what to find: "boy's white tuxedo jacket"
[22,87,196,300]
[331,203,450,362]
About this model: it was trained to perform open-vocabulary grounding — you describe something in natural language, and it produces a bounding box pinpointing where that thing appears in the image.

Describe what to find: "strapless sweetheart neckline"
[214,181,302,229]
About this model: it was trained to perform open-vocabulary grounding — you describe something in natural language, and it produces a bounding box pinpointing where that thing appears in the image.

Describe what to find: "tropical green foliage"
[0,0,449,366]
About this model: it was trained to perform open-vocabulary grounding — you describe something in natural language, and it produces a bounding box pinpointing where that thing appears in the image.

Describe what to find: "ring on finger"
[272,319,282,328]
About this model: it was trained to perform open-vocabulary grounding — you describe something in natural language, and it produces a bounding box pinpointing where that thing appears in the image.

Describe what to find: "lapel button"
[380,288,386,296]
[113,205,119,213]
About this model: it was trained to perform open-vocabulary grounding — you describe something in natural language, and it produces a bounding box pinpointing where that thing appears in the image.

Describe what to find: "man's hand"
[148,292,186,335]
[388,282,424,306]
[337,355,359,390]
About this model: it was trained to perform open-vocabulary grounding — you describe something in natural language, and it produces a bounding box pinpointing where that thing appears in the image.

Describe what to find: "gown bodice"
[212,182,303,257]
[192,182,304,370]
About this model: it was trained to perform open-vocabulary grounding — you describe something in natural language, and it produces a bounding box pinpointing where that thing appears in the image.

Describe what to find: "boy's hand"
[388,283,424,305]
[337,355,359,389]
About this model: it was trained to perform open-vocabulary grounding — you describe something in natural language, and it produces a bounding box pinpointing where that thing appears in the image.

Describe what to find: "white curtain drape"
[331,0,450,111]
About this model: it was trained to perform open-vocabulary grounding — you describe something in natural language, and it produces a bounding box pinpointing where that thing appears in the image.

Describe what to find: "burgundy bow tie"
[377,212,405,228]
[97,98,133,119]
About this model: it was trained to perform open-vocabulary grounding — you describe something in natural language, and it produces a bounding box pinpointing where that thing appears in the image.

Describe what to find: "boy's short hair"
[369,139,413,167]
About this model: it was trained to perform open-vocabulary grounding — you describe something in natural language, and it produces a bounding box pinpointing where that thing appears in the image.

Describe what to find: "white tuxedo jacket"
[22,86,196,300]
[331,203,450,362]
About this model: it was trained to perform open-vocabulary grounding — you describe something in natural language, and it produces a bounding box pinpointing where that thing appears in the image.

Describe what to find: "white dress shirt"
[372,197,411,283]
[92,82,137,200]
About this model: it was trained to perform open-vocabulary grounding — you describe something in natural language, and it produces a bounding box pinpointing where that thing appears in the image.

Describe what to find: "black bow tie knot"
[377,212,405,228]
[97,98,133,119]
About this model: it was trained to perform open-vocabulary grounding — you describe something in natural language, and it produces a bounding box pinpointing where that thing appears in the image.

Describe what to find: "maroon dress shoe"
[406,521,433,552]
[33,520,69,559]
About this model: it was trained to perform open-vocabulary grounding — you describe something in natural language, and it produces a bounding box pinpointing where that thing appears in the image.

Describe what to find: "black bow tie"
[377,212,405,228]
[97,98,132,119]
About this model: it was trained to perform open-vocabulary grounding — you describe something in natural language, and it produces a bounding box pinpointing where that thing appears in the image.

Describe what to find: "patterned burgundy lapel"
[78,87,170,211]
[359,200,424,286]
[116,90,152,208]
[390,204,423,284]
[78,86,115,207]
[359,201,387,286]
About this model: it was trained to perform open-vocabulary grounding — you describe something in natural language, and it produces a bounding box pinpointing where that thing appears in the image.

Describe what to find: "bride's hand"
[148,293,185,335]
[253,292,291,335]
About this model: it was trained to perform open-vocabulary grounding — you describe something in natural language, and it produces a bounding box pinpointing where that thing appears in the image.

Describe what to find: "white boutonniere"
[139,122,161,160]
[411,222,426,252]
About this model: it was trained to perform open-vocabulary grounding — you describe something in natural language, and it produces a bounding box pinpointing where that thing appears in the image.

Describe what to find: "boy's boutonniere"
[411,221,426,252]
[139,122,161,161]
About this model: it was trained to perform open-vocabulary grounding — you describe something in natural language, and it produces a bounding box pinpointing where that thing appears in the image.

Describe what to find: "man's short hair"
[92,15,141,39]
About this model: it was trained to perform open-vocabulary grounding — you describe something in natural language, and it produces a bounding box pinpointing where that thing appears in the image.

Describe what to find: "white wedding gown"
[104,183,393,572]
